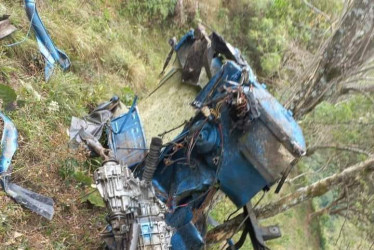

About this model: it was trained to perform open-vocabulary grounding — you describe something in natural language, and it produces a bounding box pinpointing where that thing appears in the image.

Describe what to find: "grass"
[0,0,174,248]
[1,0,372,249]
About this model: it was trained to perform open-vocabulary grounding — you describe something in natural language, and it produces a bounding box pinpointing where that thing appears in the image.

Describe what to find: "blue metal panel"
[0,111,55,220]
[25,0,71,81]
[170,222,204,250]
[174,29,194,51]
[193,61,243,108]
[252,82,306,156]
[218,107,268,207]
[153,148,216,208]
[0,112,18,174]
[109,106,147,167]
[166,207,204,250]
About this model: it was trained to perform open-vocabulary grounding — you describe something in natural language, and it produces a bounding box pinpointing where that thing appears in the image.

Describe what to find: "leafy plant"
[58,158,79,180]
[123,0,177,23]
[0,84,17,109]
[81,189,105,208]
[73,171,93,186]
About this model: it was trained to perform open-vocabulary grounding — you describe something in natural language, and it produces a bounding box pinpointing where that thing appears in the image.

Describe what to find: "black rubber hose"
[142,137,163,182]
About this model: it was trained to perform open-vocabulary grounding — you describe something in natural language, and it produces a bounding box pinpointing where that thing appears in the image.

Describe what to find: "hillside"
[1,1,173,248]
[1,0,373,249]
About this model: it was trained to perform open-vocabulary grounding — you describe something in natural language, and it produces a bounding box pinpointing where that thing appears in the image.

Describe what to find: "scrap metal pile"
[69,25,306,249]
[0,1,306,248]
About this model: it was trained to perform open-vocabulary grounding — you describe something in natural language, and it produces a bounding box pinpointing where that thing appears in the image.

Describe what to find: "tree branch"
[205,213,246,245]
[309,188,346,219]
[351,64,374,77]
[335,186,350,244]
[286,155,333,184]
[302,0,331,21]
[340,78,374,88]
[205,157,374,245]
[254,157,373,219]
[306,144,371,156]
[340,83,374,104]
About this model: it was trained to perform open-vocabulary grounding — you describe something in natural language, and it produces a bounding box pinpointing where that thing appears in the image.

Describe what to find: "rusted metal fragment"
[260,225,281,241]
[181,25,211,86]
[239,119,292,184]
[0,16,16,40]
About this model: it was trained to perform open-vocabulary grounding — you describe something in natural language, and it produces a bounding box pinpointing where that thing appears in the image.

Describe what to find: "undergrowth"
[0,0,173,248]
[1,0,365,249]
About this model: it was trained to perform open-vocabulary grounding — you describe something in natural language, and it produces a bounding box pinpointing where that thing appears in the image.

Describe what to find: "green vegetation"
[1,0,174,248]
[1,0,372,249]
[204,0,343,77]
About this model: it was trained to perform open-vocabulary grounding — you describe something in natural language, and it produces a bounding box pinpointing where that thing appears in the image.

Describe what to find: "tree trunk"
[341,82,374,94]
[254,158,373,219]
[287,0,374,119]
[174,0,186,26]
[306,144,371,156]
[205,157,374,245]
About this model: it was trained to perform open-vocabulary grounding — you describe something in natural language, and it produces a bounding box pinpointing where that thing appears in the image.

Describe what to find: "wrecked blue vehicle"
[25,0,71,81]
[70,25,306,250]
[0,111,54,220]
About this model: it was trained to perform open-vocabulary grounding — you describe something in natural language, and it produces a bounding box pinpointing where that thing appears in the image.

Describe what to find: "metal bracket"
[260,225,282,241]
[243,202,267,250]
[234,203,282,249]
[0,16,17,40]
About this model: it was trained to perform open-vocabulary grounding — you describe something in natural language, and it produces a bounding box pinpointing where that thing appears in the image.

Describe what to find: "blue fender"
[25,0,71,81]
[166,207,204,250]
[0,111,18,174]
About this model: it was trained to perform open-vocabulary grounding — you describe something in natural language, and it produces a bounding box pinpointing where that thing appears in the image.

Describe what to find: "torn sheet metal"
[0,15,17,40]
[69,111,112,146]
[164,203,204,250]
[0,111,18,174]
[166,27,248,88]
[108,98,147,167]
[69,96,121,149]
[70,96,146,167]
[174,29,195,67]
[24,0,71,81]
[0,111,54,220]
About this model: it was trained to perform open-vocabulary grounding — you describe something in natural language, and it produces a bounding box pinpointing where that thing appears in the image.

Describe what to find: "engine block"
[94,161,173,250]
